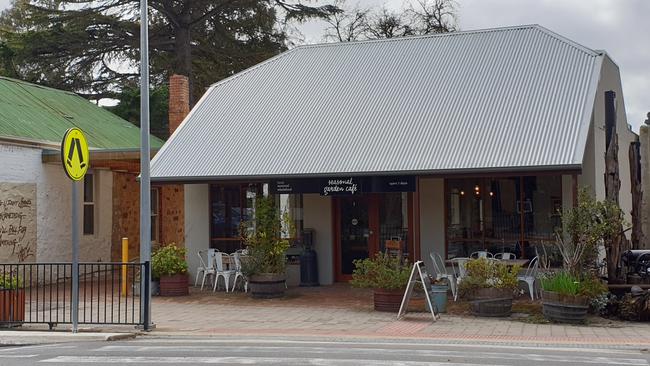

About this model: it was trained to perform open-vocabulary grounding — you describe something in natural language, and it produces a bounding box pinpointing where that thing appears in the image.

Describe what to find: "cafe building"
[150,25,637,285]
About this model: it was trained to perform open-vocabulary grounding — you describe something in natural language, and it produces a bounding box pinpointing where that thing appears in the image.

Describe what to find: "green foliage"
[0,274,21,290]
[555,188,626,277]
[541,272,607,298]
[241,196,291,276]
[106,86,169,140]
[541,272,580,296]
[0,0,336,102]
[578,276,608,298]
[152,244,188,278]
[350,252,411,290]
[459,258,520,293]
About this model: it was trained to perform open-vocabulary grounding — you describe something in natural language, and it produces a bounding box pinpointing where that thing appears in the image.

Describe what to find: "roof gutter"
[148,164,583,184]
[42,147,161,164]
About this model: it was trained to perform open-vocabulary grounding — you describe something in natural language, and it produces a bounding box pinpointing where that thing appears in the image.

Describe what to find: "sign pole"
[71,181,79,333]
[61,128,89,334]
[139,0,152,330]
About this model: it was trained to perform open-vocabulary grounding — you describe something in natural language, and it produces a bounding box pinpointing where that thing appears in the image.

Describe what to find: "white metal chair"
[494,252,517,260]
[195,249,217,290]
[231,251,248,292]
[470,251,493,259]
[429,252,458,301]
[213,251,235,292]
[450,257,469,291]
[517,256,539,300]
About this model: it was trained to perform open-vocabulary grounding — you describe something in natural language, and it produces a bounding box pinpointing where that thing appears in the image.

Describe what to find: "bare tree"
[324,0,369,42]
[406,0,458,34]
[324,0,457,42]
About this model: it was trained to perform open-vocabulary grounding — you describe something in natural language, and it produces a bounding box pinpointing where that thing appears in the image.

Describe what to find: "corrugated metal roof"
[0,77,164,149]
[150,24,603,181]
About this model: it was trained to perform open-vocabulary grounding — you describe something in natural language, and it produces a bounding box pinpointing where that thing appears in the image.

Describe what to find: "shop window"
[379,192,409,257]
[210,184,260,253]
[151,188,160,244]
[83,173,94,235]
[446,176,562,260]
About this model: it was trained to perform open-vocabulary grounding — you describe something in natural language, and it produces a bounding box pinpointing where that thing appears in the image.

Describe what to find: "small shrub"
[0,274,21,290]
[459,258,520,295]
[541,272,607,298]
[541,272,580,296]
[152,244,188,278]
[350,253,411,290]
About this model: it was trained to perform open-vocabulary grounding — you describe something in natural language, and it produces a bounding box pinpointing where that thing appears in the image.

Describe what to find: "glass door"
[338,196,376,279]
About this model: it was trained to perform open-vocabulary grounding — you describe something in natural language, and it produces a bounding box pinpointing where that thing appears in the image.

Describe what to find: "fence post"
[143,261,151,330]
[122,238,128,297]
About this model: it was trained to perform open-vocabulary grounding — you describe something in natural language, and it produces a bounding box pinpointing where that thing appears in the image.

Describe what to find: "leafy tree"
[324,0,457,42]
[106,85,170,140]
[0,0,337,101]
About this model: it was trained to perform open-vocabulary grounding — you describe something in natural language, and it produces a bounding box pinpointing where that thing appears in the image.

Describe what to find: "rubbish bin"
[300,229,319,286]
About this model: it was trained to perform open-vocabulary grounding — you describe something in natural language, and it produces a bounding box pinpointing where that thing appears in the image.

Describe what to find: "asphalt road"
[0,336,648,365]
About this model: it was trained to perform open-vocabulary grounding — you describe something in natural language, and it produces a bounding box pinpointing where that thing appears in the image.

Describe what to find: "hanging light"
[489,191,494,197]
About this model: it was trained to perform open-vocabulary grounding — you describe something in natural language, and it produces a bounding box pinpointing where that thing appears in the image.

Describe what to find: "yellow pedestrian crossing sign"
[61,128,90,181]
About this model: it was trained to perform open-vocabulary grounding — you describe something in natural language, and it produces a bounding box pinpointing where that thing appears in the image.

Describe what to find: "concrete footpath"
[0,329,137,345]
[4,285,650,348]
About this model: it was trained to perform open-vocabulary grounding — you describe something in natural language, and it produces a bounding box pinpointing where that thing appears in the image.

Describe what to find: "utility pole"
[139,0,152,330]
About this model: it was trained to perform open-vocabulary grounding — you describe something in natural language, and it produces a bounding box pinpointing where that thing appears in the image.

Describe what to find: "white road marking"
[40,355,506,365]
[137,338,646,354]
[93,345,648,365]
[0,344,75,352]
[0,354,39,358]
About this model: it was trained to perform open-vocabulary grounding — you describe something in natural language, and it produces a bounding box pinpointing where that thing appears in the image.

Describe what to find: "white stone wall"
[579,55,636,232]
[184,183,209,283]
[419,178,445,269]
[0,142,113,263]
[302,194,333,285]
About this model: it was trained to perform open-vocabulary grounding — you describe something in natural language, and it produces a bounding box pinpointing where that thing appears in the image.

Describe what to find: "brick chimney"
[158,74,189,247]
[168,74,190,135]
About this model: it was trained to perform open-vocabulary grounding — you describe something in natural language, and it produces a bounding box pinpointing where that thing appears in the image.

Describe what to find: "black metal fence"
[0,262,149,329]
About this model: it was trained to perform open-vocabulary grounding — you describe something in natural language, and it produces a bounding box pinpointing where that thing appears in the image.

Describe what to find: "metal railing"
[0,262,149,329]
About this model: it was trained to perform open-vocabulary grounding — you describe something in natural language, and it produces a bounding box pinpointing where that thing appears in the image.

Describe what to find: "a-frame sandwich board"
[397,260,439,321]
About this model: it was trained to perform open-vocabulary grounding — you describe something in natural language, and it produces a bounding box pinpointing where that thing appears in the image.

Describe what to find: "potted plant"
[0,273,24,325]
[542,189,619,323]
[350,253,411,312]
[459,258,520,317]
[152,244,189,296]
[241,196,291,299]
[541,272,607,323]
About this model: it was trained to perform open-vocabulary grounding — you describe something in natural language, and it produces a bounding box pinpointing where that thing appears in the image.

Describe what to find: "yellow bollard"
[122,237,128,296]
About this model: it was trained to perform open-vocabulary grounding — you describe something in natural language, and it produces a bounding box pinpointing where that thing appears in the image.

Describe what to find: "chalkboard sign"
[397,261,439,321]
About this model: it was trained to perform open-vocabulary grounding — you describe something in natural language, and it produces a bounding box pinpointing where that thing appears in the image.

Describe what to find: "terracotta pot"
[159,273,189,296]
[249,273,286,299]
[541,290,589,324]
[0,289,25,324]
[373,288,404,312]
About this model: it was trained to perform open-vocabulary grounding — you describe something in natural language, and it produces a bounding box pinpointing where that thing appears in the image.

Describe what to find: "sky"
[298,0,649,132]
[0,0,646,131]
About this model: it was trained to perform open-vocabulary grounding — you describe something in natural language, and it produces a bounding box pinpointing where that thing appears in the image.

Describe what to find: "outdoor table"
[445,258,529,267]
[499,259,529,267]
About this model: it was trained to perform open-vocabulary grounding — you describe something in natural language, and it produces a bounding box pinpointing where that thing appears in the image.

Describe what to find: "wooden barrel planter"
[541,290,588,324]
[159,273,189,296]
[374,288,404,312]
[468,288,513,317]
[0,289,25,325]
[249,273,286,299]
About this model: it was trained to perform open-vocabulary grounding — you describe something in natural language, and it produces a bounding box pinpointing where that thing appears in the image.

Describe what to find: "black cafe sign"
[270,176,415,196]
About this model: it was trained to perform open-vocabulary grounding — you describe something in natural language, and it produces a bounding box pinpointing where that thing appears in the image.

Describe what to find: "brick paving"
[149,284,650,346]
